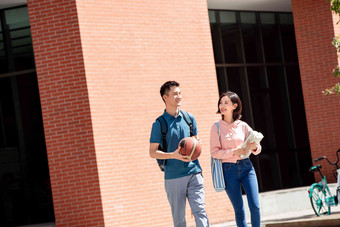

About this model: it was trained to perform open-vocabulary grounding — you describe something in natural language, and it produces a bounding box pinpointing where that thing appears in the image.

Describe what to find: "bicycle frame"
[308,177,332,198]
[308,149,340,216]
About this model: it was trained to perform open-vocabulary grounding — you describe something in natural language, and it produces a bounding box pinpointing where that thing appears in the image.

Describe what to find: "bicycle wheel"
[310,184,331,216]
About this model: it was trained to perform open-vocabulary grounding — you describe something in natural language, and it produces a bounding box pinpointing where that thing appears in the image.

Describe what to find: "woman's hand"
[233,146,249,156]
[244,141,258,151]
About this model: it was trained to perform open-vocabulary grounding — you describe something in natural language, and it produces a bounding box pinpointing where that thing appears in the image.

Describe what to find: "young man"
[149,81,209,227]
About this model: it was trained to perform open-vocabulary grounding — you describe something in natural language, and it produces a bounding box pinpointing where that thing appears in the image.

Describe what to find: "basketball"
[178,137,201,161]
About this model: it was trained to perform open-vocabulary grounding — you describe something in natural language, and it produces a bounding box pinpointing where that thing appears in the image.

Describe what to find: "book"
[240,130,264,159]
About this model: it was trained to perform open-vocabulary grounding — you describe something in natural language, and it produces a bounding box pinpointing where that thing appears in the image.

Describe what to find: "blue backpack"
[156,110,193,171]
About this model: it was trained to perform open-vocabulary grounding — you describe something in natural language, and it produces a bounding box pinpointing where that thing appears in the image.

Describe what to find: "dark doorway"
[0,72,54,226]
[0,5,54,226]
[209,10,314,192]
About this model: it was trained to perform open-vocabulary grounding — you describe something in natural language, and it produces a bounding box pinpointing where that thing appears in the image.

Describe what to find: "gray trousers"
[165,173,209,227]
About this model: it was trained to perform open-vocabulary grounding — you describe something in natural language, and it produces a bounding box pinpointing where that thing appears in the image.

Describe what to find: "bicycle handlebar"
[314,156,332,165]
[314,156,326,162]
[314,148,340,169]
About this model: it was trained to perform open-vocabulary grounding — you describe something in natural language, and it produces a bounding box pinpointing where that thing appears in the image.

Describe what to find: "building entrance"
[209,10,315,192]
[0,5,54,226]
[0,72,54,226]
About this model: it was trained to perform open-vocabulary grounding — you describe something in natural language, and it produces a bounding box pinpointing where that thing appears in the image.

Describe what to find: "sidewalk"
[17,207,340,227]
[265,210,340,227]
[212,202,340,227]
[212,183,340,227]
[17,184,340,227]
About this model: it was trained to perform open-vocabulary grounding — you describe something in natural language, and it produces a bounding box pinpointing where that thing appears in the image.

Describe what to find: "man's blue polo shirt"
[150,109,202,179]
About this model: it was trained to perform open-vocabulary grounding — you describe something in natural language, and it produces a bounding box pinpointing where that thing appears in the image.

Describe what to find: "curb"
[266,213,340,227]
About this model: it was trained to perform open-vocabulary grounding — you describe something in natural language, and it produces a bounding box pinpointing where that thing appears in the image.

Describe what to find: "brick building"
[0,0,339,226]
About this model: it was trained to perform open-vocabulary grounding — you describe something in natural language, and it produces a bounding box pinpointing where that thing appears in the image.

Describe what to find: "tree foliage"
[323,0,340,95]
[330,0,340,16]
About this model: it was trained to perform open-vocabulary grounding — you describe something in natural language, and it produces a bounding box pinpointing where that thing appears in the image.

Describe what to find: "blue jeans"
[223,159,260,227]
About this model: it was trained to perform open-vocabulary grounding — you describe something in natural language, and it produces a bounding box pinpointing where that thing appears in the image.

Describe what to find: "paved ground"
[212,206,340,227]
[17,195,340,226]
[264,209,340,227]
[16,209,340,227]
[17,207,340,227]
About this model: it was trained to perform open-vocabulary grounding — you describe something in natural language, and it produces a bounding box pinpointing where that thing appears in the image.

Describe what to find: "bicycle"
[308,148,340,216]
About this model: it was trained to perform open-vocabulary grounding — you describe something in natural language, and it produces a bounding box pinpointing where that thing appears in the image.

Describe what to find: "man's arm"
[149,143,190,162]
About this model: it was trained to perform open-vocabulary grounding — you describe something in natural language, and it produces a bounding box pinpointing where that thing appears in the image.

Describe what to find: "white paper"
[240,130,264,159]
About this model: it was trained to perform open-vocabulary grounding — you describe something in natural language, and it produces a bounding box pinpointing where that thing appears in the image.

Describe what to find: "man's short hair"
[160,81,180,102]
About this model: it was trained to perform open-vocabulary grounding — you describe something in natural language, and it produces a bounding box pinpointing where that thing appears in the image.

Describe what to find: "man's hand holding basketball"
[172,147,191,162]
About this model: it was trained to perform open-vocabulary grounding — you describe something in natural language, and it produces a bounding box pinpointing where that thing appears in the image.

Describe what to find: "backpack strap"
[156,116,167,152]
[180,110,193,137]
[156,116,168,171]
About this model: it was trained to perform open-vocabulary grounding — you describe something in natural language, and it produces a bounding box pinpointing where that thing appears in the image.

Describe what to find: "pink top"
[210,120,262,163]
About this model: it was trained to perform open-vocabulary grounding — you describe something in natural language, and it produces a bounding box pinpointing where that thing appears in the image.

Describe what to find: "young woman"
[210,91,262,227]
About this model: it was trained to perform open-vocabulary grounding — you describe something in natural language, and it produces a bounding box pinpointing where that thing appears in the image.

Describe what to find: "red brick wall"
[28,0,234,226]
[75,0,234,226]
[26,0,105,226]
[292,0,340,181]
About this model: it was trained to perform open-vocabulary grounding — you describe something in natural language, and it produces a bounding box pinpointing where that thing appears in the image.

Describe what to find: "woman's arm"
[210,123,246,159]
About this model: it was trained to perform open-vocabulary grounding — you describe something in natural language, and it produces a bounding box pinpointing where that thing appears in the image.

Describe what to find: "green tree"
[324,0,340,95]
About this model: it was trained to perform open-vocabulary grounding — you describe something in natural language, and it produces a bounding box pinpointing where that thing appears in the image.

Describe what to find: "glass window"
[216,67,228,93]
[4,7,34,71]
[0,17,6,74]
[277,149,301,188]
[0,73,55,226]
[0,7,54,225]
[241,12,263,63]
[247,67,276,150]
[285,66,309,148]
[259,152,282,190]
[266,66,290,149]
[280,13,294,25]
[220,11,243,63]
[242,23,263,63]
[209,10,312,192]
[280,23,298,63]
[209,10,216,23]
[0,77,18,147]
[247,67,268,90]
[241,12,256,24]
[210,11,224,64]
[220,11,236,23]
[226,67,245,96]
[261,23,282,63]
[4,7,30,29]
[260,13,276,24]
